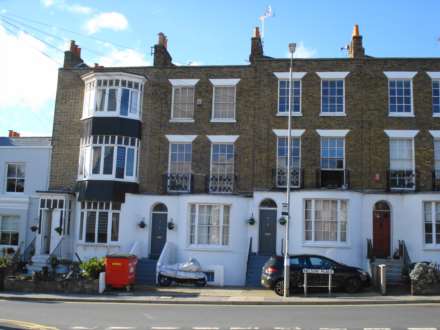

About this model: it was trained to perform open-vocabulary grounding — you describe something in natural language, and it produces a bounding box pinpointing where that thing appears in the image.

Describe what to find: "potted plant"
[167,222,175,230]
[138,221,146,229]
[247,216,256,226]
[279,217,287,226]
[30,225,38,232]
[54,226,62,235]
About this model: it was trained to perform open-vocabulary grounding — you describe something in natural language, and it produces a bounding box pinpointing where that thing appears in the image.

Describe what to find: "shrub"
[0,257,11,269]
[80,257,105,279]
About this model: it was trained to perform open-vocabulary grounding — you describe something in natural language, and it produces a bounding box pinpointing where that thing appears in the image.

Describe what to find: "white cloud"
[0,24,59,113]
[187,60,203,66]
[290,42,317,58]
[85,12,128,34]
[97,48,150,67]
[40,0,93,15]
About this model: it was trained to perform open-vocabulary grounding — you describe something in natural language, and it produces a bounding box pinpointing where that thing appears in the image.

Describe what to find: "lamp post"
[284,42,296,298]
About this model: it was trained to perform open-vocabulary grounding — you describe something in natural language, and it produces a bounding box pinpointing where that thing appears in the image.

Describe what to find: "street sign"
[303,268,334,274]
[302,268,335,296]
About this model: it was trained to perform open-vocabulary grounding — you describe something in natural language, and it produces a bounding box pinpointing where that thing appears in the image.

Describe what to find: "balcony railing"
[207,174,236,193]
[387,169,416,191]
[273,167,303,189]
[316,168,350,189]
[163,173,193,193]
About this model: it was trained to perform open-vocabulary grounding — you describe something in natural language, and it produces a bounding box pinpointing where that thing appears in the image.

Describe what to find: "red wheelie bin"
[105,254,138,291]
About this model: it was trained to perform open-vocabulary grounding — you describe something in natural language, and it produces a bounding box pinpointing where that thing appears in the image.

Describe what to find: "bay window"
[81,73,146,120]
[189,204,230,246]
[78,135,139,181]
[304,199,348,243]
[80,201,120,244]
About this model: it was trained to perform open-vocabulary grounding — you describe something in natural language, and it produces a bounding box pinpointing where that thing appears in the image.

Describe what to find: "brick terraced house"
[34,25,440,286]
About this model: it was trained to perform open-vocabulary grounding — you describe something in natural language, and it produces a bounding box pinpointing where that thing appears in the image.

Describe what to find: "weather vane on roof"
[259,5,274,40]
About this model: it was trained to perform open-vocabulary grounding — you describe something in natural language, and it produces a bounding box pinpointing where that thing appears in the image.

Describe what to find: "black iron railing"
[163,173,193,193]
[432,170,440,191]
[21,237,36,263]
[207,174,236,193]
[387,169,416,191]
[316,168,350,189]
[273,167,303,189]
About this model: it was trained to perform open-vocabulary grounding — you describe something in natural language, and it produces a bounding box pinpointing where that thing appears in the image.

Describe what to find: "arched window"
[259,198,277,209]
[374,201,390,212]
[152,203,168,213]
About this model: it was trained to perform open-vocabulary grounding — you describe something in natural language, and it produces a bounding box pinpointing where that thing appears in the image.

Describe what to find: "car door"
[289,256,306,288]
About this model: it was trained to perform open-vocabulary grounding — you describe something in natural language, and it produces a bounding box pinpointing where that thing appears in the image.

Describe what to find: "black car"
[261,254,370,296]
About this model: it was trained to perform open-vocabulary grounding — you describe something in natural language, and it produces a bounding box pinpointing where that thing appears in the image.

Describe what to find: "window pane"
[92,146,102,174]
[389,80,412,113]
[85,211,96,243]
[97,212,108,243]
[322,80,344,113]
[111,213,119,241]
[126,148,135,177]
[213,86,235,120]
[103,146,114,175]
[116,146,126,179]
[108,89,117,112]
[130,90,139,114]
[120,88,130,116]
[96,89,106,112]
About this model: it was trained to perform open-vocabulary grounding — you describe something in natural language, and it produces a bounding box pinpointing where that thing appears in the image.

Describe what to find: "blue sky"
[1,0,440,136]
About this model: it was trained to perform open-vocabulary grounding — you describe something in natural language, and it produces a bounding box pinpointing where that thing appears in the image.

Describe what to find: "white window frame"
[81,72,146,121]
[209,142,235,194]
[423,201,440,249]
[384,71,417,117]
[77,136,140,183]
[169,79,199,122]
[0,215,20,246]
[320,137,345,171]
[273,72,307,116]
[317,72,349,117]
[303,199,349,246]
[5,163,25,194]
[167,140,194,193]
[79,201,120,245]
[210,79,240,123]
[188,203,230,248]
[427,72,440,117]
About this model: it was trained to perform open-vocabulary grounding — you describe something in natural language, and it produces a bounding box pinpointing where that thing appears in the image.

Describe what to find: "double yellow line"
[0,318,58,329]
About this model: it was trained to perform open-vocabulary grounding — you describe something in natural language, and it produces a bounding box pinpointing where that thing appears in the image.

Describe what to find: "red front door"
[373,210,391,258]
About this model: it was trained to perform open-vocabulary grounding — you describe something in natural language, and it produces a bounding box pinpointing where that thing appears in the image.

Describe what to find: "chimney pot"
[158,32,168,49]
[253,26,261,38]
[352,24,360,37]
[8,130,20,137]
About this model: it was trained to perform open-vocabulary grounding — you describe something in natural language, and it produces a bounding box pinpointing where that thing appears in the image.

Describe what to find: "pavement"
[1,286,440,305]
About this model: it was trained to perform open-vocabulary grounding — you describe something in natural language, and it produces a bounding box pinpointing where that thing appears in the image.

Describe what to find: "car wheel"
[345,277,362,293]
[158,275,172,287]
[274,279,285,296]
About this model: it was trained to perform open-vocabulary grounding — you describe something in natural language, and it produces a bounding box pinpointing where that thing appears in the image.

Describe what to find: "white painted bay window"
[384,72,417,117]
[81,72,146,120]
[189,204,230,246]
[169,79,198,122]
[79,201,120,244]
[317,72,349,116]
[0,215,19,246]
[78,135,139,182]
[210,79,240,122]
[304,199,348,243]
[5,163,25,193]
[423,201,440,247]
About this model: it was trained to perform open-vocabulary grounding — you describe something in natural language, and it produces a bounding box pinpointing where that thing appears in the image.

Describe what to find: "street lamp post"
[283,42,296,298]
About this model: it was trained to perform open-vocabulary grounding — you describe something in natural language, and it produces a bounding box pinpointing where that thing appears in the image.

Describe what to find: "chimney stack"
[249,27,264,64]
[8,130,20,137]
[63,40,84,68]
[153,32,173,67]
[348,24,365,58]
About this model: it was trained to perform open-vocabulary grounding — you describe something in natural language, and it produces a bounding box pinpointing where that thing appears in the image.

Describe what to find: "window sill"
[210,119,236,123]
[423,245,440,251]
[185,245,231,252]
[169,119,195,123]
[276,112,303,117]
[302,242,351,249]
[388,113,415,118]
[319,113,346,117]
[77,177,139,183]
[433,113,440,118]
